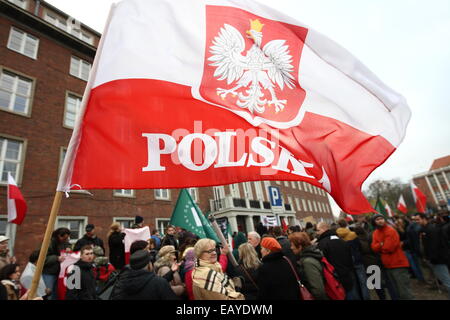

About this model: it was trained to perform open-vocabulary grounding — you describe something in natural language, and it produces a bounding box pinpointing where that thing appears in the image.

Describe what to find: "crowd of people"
[0,210,449,300]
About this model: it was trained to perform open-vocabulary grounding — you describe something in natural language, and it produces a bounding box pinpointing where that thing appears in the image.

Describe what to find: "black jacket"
[65,260,97,300]
[235,264,259,300]
[357,234,382,268]
[42,238,71,275]
[406,223,422,256]
[118,269,178,300]
[108,232,125,270]
[161,235,179,250]
[317,230,354,292]
[257,251,300,300]
[74,234,105,252]
[421,223,449,265]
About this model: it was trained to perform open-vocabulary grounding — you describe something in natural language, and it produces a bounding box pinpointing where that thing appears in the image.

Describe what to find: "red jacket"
[371,225,409,269]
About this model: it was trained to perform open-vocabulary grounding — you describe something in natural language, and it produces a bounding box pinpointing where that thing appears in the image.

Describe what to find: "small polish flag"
[411,181,427,213]
[385,203,394,218]
[7,172,27,225]
[124,227,150,264]
[397,195,407,214]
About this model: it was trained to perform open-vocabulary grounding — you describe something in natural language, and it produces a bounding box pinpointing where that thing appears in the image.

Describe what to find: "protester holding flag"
[371,214,413,300]
[65,246,97,300]
[192,238,243,300]
[42,227,71,300]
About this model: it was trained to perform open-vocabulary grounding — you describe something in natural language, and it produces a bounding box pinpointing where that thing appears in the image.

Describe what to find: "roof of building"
[430,155,450,171]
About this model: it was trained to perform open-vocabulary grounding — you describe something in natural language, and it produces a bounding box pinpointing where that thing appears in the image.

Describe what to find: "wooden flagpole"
[28,191,63,299]
[28,4,117,300]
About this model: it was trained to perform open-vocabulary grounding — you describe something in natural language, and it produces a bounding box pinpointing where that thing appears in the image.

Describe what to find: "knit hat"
[260,237,282,252]
[371,214,385,227]
[158,245,176,258]
[130,250,151,270]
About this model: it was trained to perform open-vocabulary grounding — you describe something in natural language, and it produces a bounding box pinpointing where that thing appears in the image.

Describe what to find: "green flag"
[374,196,388,218]
[170,189,220,242]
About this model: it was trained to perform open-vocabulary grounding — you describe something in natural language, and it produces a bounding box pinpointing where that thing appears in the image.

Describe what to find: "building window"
[113,217,134,229]
[45,11,93,45]
[7,27,39,59]
[243,182,253,199]
[188,188,198,202]
[7,0,27,9]
[298,181,302,190]
[0,70,33,116]
[56,217,87,244]
[156,218,170,235]
[302,199,307,212]
[114,189,135,198]
[254,181,264,201]
[155,189,170,200]
[70,56,91,81]
[64,93,82,129]
[0,136,24,184]
[58,147,67,176]
[276,181,281,185]
[291,181,296,189]
[287,196,293,210]
[295,198,301,211]
[308,184,313,193]
[230,184,240,198]
[308,200,313,212]
[284,181,289,187]
[313,201,318,212]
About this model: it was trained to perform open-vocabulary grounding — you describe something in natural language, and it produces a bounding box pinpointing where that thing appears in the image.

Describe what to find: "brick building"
[0,0,334,265]
[413,155,450,211]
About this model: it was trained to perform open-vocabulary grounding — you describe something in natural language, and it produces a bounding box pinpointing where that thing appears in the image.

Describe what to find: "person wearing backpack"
[289,232,328,300]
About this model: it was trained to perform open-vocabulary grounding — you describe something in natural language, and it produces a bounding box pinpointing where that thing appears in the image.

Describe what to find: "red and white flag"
[397,194,407,214]
[57,250,80,300]
[57,0,411,215]
[385,203,394,218]
[411,181,427,213]
[124,227,150,264]
[7,172,27,225]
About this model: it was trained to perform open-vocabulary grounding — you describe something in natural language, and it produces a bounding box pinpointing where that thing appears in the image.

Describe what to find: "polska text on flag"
[57,0,411,215]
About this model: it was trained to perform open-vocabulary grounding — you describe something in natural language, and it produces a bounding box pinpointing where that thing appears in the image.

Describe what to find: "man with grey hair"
[247,231,262,259]
[317,222,359,299]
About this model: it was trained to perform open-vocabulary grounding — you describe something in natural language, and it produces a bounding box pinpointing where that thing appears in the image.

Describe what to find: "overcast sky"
[46,0,450,216]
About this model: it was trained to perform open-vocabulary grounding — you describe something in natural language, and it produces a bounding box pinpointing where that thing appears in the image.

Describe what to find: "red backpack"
[320,257,346,300]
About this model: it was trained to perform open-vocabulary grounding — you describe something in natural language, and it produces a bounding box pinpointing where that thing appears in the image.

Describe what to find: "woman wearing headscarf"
[192,239,244,300]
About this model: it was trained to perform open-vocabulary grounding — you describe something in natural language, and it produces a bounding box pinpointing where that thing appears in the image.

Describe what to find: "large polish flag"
[57,0,411,215]
[411,182,427,213]
[397,194,408,214]
[124,227,150,264]
[7,172,27,225]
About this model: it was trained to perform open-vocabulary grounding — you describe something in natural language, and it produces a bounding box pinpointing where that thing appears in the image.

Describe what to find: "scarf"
[192,259,241,298]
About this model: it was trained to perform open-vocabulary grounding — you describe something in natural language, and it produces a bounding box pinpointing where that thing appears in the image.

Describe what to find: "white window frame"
[58,147,67,177]
[0,67,34,117]
[7,0,27,9]
[308,184,313,193]
[0,134,26,185]
[113,189,135,198]
[56,216,88,244]
[313,201,318,212]
[69,56,91,81]
[298,181,302,190]
[287,196,293,211]
[254,181,264,201]
[7,27,39,59]
[291,181,296,189]
[155,189,170,200]
[113,217,135,229]
[308,200,313,212]
[188,187,199,202]
[229,184,240,198]
[302,199,307,212]
[155,218,171,235]
[243,182,253,199]
[276,181,281,185]
[63,92,82,129]
[284,181,289,187]
[295,198,301,211]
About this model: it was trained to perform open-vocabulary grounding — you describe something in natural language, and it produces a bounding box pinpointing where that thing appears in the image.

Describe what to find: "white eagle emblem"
[208,19,296,114]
